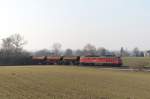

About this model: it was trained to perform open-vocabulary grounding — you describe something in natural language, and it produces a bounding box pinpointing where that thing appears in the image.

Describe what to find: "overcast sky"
[0,0,150,51]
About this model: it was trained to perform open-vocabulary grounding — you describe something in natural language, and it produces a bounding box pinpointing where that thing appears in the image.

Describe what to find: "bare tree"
[133,47,140,57]
[120,47,124,57]
[0,34,30,65]
[10,34,27,53]
[1,34,27,56]
[75,49,83,56]
[34,49,51,56]
[52,43,62,56]
[1,38,14,56]
[83,43,96,56]
[97,47,106,56]
[2,38,14,50]
[64,48,73,56]
[119,47,130,57]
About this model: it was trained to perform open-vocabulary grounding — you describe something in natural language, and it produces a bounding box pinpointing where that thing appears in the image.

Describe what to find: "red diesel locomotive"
[80,56,122,66]
[32,55,122,66]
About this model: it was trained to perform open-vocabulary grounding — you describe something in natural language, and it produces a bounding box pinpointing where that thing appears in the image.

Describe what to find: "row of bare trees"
[34,44,144,57]
[34,43,108,57]
[120,47,144,57]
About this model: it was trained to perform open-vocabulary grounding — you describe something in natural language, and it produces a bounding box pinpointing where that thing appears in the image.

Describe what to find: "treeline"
[0,34,145,65]
[0,34,31,65]
[33,44,144,57]
[33,43,110,57]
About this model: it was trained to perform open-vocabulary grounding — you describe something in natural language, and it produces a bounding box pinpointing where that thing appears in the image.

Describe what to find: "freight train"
[31,55,122,66]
